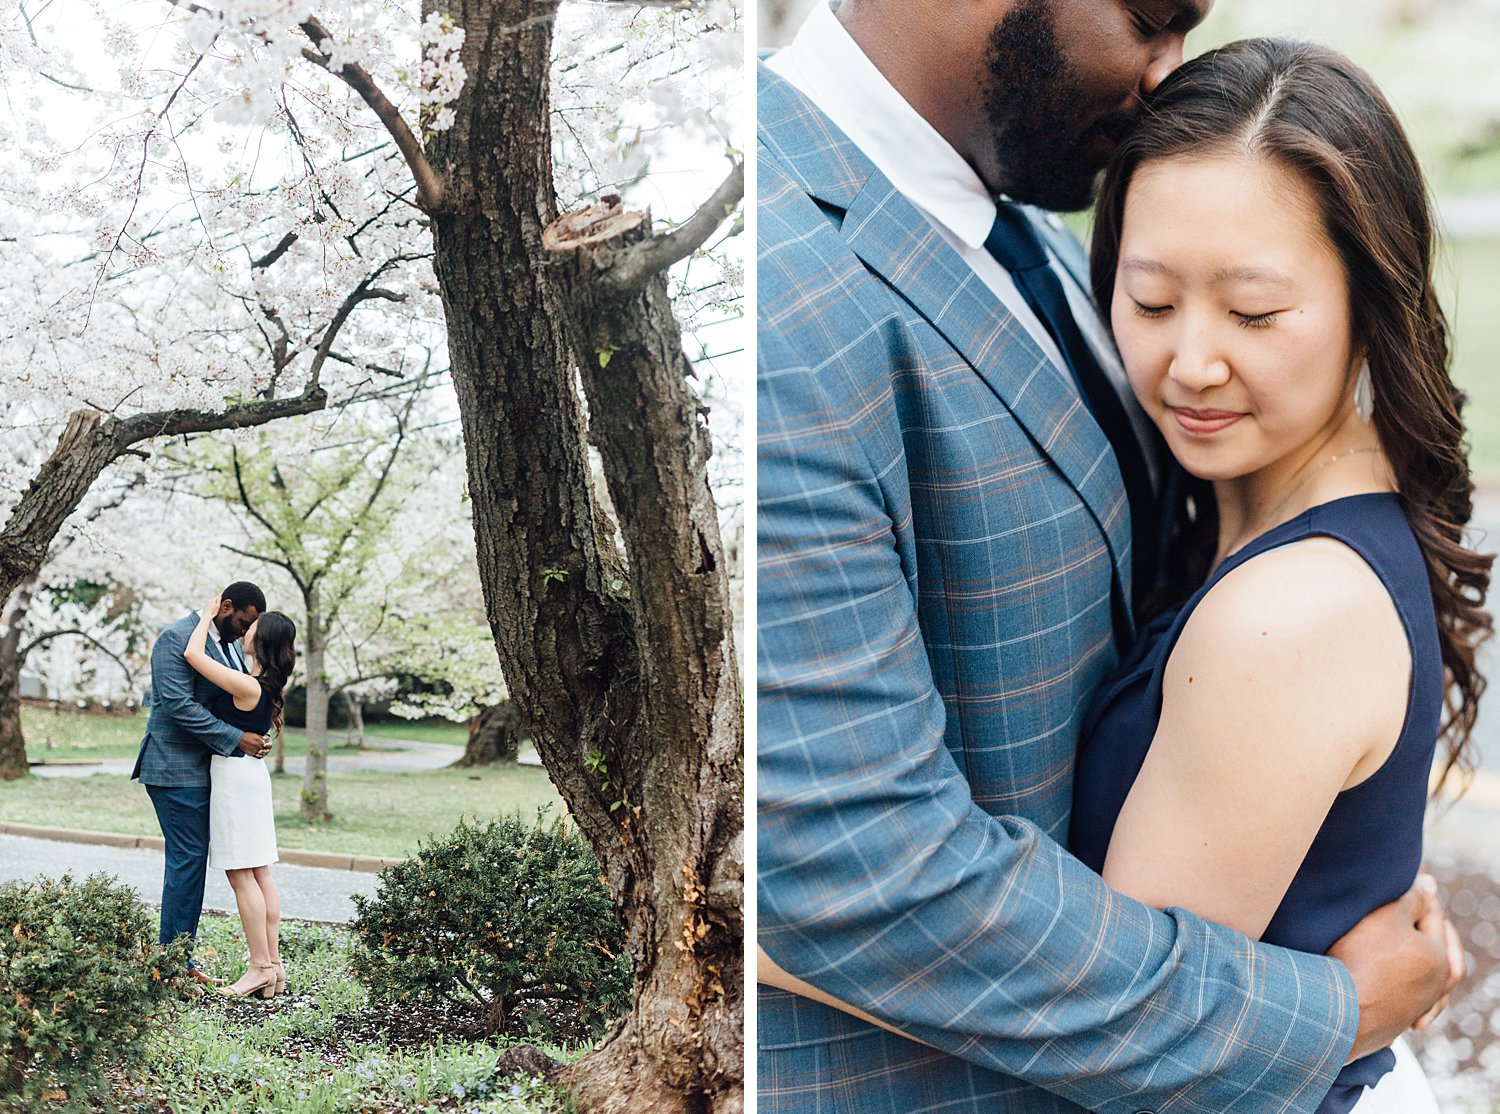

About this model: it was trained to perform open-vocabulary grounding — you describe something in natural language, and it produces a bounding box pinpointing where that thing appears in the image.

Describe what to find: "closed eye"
[1130,7,1168,36]
[1234,310,1281,329]
[1131,300,1172,318]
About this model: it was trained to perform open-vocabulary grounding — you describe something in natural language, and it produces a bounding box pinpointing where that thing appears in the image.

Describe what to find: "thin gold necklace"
[1235,446,1380,548]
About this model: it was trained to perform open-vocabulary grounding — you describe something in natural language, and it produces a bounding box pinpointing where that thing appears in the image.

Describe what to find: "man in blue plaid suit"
[757,2,1457,1111]
[132,581,271,983]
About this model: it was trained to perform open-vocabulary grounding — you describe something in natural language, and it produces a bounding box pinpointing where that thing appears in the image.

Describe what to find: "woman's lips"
[1171,407,1244,435]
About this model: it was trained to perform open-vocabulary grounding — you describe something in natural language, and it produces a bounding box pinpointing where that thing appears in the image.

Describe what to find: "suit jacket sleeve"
[151,625,245,757]
[757,322,1359,1113]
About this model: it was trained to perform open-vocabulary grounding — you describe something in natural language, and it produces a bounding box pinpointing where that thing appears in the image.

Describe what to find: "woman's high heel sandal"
[274,961,286,997]
[217,962,279,1000]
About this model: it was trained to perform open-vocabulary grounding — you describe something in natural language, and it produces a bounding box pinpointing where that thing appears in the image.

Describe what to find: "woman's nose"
[1167,344,1232,392]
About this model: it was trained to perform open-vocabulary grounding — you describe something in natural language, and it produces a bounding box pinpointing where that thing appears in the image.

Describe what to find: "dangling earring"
[1354,359,1374,424]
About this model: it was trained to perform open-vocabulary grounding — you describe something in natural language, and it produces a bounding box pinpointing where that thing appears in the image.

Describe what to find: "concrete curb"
[0,821,404,874]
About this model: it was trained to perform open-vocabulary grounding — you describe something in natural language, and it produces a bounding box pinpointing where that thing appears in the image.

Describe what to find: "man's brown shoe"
[188,967,226,988]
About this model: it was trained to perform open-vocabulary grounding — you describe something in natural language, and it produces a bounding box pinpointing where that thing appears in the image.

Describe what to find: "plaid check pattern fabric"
[131,613,250,787]
[756,63,1357,1114]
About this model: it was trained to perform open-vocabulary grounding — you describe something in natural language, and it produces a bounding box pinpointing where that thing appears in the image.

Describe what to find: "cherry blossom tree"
[1,2,743,1107]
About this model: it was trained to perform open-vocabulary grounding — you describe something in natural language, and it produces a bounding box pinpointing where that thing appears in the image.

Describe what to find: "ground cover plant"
[100,915,579,1114]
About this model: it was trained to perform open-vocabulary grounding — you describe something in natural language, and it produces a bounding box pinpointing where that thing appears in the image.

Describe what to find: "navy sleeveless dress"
[1071,493,1443,1113]
[212,684,274,740]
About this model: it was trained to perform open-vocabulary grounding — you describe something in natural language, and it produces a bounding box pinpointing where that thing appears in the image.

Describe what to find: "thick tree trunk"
[300,584,332,823]
[450,700,522,767]
[342,690,365,747]
[421,2,742,1110]
[544,199,744,1114]
[0,582,34,781]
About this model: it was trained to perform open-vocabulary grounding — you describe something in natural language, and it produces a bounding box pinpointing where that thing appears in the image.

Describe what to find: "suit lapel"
[759,67,1132,599]
[194,613,236,671]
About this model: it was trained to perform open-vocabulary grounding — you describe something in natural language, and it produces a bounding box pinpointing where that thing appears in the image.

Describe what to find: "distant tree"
[191,401,430,822]
[450,699,524,767]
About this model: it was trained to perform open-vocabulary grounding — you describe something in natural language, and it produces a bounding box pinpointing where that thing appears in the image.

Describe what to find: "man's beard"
[982,0,1126,211]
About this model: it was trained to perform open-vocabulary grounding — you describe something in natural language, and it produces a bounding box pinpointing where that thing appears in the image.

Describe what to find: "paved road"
[0,831,379,923]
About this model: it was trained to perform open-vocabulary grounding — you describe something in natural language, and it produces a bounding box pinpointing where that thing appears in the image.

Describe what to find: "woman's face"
[1110,152,1359,483]
[242,619,258,660]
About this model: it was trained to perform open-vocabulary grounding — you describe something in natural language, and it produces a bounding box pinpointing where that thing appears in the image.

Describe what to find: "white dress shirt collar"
[765,0,997,250]
[196,610,242,671]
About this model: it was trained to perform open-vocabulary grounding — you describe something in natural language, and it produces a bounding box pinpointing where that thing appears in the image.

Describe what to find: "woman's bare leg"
[253,865,282,966]
[222,867,275,995]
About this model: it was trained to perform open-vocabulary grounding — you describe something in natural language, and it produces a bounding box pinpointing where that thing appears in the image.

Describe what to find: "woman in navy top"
[1073,39,1490,1114]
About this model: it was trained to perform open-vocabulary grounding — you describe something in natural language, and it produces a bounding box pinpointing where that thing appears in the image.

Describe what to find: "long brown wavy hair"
[1090,37,1492,790]
[249,611,297,738]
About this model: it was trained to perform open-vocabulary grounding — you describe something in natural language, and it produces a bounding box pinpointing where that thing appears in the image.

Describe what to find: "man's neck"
[835,2,994,192]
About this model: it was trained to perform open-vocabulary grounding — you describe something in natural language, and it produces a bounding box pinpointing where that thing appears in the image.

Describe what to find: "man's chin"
[1001,170,1100,214]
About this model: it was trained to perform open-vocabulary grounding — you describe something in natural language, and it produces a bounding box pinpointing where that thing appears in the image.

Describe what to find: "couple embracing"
[131,582,298,1000]
[758,1,1486,1112]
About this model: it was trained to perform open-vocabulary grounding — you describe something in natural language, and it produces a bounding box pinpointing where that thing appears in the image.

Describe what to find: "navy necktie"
[984,203,1158,606]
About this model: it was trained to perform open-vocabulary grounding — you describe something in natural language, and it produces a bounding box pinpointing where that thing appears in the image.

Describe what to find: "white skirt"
[208,753,279,871]
[1349,1037,1441,1114]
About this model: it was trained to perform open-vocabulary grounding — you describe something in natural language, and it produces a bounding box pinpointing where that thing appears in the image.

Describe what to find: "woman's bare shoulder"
[1167,535,1411,772]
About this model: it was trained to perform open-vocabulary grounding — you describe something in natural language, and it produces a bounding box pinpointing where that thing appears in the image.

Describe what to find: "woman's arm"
[184,597,262,711]
[1102,537,1412,939]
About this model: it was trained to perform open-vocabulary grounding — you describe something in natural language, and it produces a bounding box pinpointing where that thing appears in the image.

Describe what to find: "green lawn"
[0,765,563,859]
[21,706,467,765]
[350,718,471,747]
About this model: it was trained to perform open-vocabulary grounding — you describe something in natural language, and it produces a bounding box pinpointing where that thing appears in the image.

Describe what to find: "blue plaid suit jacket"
[131,613,247,787]
[757,64,1357,1114]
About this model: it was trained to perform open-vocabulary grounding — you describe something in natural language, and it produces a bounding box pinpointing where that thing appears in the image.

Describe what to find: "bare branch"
[297,16,444,211]
[253,231,299,270]
[229,446,291,568]
[220,543,302,584]
[17,629,137,683]
[116,385,328,444]
[306,282,408,386]
[601,161,743,294]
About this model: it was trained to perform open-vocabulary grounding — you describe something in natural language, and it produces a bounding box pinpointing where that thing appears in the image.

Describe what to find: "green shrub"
[0,873,188,1111]
[349,813,631,1040]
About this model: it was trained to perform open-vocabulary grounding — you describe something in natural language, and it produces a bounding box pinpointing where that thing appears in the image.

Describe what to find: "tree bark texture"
[0,581,35,781]
[300,583,332,823]
[420,3,743,1110]
[451,700,522,766]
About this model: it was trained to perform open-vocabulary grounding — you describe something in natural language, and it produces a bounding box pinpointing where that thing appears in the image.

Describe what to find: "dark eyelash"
[1133,11,1167,36]
[1236,312,1279,329]
[1132,302,1170,318]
